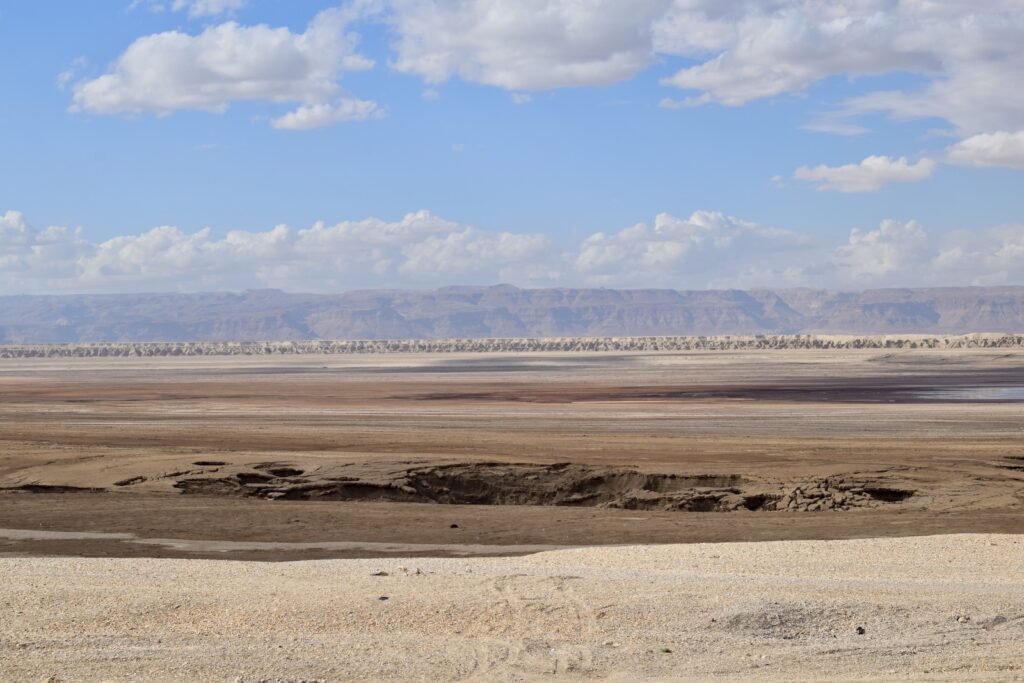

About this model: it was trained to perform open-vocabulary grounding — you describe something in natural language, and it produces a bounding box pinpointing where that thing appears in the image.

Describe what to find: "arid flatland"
[1,347,1022,560]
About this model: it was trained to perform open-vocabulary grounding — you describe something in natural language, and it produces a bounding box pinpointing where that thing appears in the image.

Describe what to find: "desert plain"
[1,345,1023,680]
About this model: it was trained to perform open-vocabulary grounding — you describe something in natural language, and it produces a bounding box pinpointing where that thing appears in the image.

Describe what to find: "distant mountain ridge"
[2,285,1024,343]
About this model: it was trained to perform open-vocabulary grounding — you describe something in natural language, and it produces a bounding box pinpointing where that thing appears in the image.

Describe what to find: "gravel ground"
[2,534,1023,682]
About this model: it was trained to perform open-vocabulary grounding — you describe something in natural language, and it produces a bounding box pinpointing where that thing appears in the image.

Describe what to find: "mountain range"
[2,285,1024,343]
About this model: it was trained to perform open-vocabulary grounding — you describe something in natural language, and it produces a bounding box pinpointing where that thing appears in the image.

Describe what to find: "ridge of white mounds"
[1,332,1023,357]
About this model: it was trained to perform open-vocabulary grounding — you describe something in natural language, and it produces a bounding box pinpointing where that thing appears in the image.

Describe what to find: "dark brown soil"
[2,492,1021,562]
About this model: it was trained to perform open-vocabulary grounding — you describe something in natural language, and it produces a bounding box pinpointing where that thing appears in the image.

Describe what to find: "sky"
[1,0,1022,294]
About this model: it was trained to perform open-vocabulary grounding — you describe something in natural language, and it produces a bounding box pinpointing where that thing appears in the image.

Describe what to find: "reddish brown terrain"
[1,349,1022,560]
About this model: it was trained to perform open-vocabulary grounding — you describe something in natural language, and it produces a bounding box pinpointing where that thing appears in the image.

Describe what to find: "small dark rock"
[371,571,389,577]
[378,596,389,601]
[660,648,673,653]
[855,626,866,635]
[450,523,460,529]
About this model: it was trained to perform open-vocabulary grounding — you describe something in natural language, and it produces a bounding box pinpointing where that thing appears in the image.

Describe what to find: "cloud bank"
[69,0,1024,154]
[3,208,1022,295]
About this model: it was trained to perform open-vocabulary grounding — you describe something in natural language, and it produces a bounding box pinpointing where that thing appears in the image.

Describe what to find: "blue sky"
[1,1,1022,294]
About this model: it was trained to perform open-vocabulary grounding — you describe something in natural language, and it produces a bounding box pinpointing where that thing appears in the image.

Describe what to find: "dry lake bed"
[1,348,1022,680]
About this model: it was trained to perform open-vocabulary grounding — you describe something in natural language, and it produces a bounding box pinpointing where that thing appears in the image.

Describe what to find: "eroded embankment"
[162,462,914,512]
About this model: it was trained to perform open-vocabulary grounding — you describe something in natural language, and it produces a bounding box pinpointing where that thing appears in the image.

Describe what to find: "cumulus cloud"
[387,0,671,90]
[0,211,93,290]
[379,1,1024,170]
[271,98,384,130]
[654,2,1024,135]
[932,226,1024,286]
[946,131,1024,170]
[654,3,932,106]
[380,0,1023,141]
[828,218,1024,287]
[831,219,930,280]
[794,156,936,193]
[72,7,377,126]
[0,209,554,294]
[4,208,1022,294]
[574,210,808,288]
[73,1,1022,159]
[399,226,554,281]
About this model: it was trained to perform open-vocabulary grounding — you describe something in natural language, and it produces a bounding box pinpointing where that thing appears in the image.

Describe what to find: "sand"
[1,534,1022,681]
[1,350,1023,679]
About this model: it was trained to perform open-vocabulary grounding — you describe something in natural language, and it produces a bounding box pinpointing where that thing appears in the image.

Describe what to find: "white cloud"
[72,8,376,126]
[654,2,1024,137]
[0,211,92,289]
[172,0,247,18]
[76,1,1021,156]
[399,226,553,282]
[387,0,671,90]
[794,156,936,193]
[574,210,807,288]
[56,57,87,91]
[131,0,247,18]
[377,1,1024,168]
[655,4,932,107]
[932,225,1024,286]
[840,51,1024,136]
[379,0,1024,136]
[55,69,76,91]
[271,98,384,130]
[832,219,930,280]
[946,131,1024,170]
[4,208,1022,294]
[801,114,868,137]
[829,219,1024,287]
[0,209,554,293]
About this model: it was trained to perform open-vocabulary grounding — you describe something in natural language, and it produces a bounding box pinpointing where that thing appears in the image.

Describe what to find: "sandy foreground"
[2,534,1022,682]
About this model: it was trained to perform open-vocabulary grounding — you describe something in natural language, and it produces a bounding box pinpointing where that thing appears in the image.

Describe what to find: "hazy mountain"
[1,285,1023,343]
